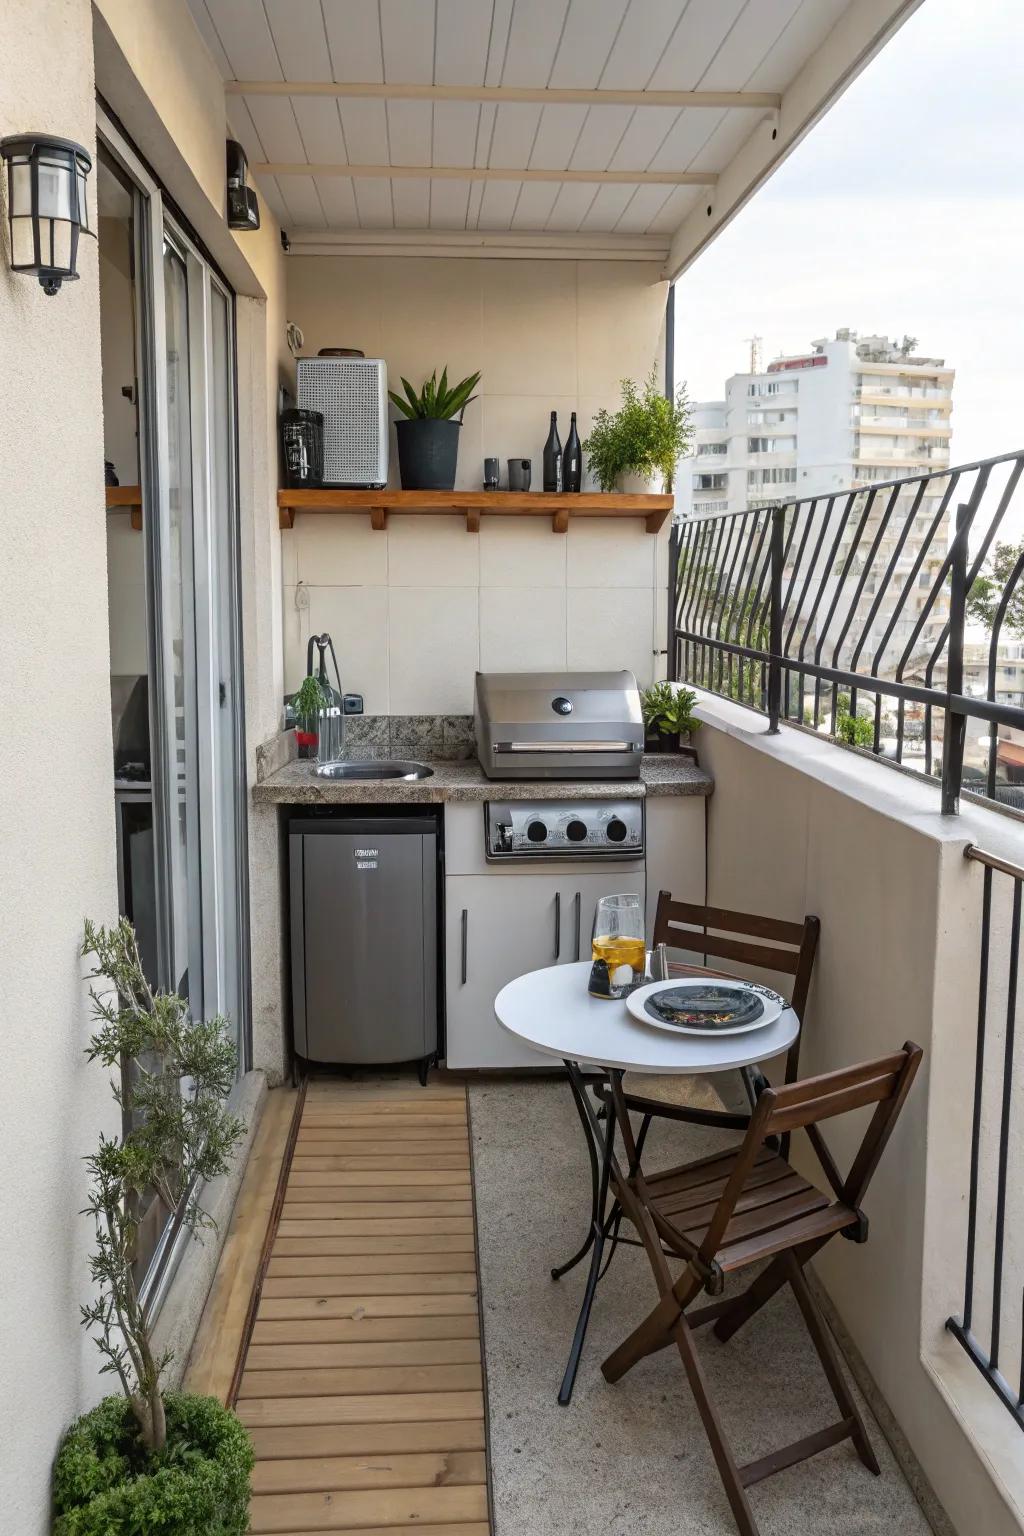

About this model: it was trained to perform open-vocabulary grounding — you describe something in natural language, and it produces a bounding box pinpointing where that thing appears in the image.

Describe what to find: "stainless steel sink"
[314,759,434,781]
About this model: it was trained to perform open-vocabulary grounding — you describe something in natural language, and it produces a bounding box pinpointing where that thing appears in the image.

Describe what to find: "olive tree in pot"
[52,919,252,1536]
[389,367,480,491]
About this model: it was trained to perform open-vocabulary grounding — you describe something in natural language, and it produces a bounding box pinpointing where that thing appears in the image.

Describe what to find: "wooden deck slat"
[237,1390,485,1427]
[277,1217,475,1238]
[251,1449,486,1495]
[273,1235,476,1257]
[239,1363,484,1399]
[281,1200,474,1218]
[252,1316,480,1344]
[260,1274,478,1299]
[292,1155,471,1172]
[217,1077,488,1532]
[288,1169,471,1188]
[247,1420,486,1462]
[245,1339,481,1370]
[248,1484,488,1533]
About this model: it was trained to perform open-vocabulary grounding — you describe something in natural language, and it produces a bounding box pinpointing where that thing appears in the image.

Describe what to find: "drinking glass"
[589,892,645,999]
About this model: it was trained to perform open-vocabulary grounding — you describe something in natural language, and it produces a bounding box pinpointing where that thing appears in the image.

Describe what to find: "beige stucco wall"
[692,694,1024,1536]
[0,5,120,1533]
[283,256,670,714]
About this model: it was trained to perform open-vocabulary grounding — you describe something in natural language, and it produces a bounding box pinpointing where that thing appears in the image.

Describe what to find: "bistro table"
[494,959,800,1404]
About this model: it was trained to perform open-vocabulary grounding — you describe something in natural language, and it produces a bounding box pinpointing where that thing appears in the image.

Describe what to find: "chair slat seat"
[644,1147,856,1269]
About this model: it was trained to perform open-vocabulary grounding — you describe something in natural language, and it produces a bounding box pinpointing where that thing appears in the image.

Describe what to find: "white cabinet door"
[445,874,567,1069]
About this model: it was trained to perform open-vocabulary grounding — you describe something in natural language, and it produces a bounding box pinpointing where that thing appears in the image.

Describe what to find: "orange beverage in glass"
[590,893,645,999]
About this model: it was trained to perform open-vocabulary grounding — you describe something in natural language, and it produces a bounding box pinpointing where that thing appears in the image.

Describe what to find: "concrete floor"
[469,1077,935,1536]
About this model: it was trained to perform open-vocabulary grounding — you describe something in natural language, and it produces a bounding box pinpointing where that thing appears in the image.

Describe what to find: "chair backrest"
[653,891,819,1022]
[696,1042,923,1266]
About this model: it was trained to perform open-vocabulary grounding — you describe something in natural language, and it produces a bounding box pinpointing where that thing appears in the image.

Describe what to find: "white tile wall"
[283,256,669,712]
[567,587,656,682]
[388,586,480,713]
[480,586,567,672]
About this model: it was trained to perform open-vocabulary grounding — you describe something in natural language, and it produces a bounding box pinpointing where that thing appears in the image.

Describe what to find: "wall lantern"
[0,134,94,296]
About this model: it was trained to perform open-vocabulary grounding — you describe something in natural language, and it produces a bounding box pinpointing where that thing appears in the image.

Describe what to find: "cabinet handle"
[554,891,561,960]
[461,908,468,985]
[574,891,582,962]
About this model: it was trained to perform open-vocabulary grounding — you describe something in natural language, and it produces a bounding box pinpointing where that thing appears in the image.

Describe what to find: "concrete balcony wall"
[691,693,1024,1536]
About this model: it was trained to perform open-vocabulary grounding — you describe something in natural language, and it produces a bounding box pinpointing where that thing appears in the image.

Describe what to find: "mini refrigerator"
[289,813,439,1078]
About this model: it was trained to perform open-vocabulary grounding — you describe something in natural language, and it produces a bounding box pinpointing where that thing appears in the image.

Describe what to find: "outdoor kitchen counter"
[251,754,713,805]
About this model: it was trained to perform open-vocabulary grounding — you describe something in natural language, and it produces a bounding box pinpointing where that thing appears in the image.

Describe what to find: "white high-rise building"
[680,331,956,685]
[681,329,954,519]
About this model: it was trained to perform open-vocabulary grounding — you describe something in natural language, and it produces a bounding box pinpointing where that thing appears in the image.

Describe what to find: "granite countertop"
[252,754,713,805]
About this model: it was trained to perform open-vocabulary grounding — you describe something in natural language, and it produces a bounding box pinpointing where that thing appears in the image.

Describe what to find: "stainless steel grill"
[474,670,643,780]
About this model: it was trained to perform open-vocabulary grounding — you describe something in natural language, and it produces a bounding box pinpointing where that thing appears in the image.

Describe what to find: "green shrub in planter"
[52,1393,253,1535]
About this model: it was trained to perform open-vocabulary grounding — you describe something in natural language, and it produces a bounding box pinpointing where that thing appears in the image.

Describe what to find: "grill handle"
[493,740,636,754]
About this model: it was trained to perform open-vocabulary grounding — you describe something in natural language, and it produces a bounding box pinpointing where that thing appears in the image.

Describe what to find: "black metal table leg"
[557,1061,618,1406]
[551,1066,603,1280]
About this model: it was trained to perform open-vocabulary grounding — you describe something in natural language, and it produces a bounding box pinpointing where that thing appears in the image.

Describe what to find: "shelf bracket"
[552,507,570,534]
[370,505,388,531]
[465,506,481,533]
[279,506,296,530]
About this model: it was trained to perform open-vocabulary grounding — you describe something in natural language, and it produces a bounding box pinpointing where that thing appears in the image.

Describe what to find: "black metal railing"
[947,843,1024,1426]
[669,450,1024,814]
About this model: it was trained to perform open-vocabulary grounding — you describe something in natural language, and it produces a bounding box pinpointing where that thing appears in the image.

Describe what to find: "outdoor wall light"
[0,134,93,295]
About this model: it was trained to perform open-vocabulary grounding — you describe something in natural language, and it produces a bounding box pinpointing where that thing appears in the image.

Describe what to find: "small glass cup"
[589,893,645,999]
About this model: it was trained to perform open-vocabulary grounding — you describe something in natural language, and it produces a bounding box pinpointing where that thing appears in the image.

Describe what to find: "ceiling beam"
[285,229,670,261]
[226,81,781,110]
[255,163,714,186]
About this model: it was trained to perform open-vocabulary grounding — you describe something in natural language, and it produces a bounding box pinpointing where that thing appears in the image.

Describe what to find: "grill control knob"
[526,820,548,843]
[565,819,588,843]
[606,817,628,843]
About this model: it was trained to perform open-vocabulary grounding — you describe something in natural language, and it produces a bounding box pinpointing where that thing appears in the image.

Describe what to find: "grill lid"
[474,670,643,779]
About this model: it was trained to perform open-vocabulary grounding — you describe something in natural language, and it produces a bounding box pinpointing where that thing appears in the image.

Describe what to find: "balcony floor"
[192,1076,936,1535]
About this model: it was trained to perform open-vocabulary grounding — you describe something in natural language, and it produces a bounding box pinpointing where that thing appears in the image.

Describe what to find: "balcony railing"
[669,450,1024,815]
[948,843,1024,1428]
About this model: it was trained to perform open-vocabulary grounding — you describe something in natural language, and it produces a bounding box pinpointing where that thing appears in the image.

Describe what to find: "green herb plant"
[388,367,481,421]
[583,371,693,492]
[79,919,245,1454]
[294,674,328,724]
[641,680,700,739]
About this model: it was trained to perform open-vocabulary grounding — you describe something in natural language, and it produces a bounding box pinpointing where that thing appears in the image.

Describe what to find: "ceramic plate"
[626,978,784,1037]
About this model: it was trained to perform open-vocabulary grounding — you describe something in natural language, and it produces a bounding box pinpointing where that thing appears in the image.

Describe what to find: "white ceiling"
[187,0,916,266]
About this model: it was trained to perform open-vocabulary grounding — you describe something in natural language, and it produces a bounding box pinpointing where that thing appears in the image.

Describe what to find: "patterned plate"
[626,978,783,1037]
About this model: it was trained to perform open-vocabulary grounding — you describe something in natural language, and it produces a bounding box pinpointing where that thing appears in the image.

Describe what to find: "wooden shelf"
[276,486,673,534]
[106,484,142,531]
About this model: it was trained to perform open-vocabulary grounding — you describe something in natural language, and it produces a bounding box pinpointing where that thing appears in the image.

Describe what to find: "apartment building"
[681,330,956,676]
[682,328,954,517]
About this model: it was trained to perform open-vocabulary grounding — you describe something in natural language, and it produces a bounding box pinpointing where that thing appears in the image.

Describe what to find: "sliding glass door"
[98,110,249,1302]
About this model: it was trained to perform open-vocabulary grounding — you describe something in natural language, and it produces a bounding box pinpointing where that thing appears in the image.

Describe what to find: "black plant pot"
[396,418,461,491]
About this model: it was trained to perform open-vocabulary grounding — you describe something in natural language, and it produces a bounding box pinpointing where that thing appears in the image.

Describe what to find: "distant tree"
[967,541,1024,638]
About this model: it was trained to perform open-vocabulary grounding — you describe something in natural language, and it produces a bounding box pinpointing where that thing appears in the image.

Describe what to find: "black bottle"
[562,411,582,492]
[543,411,563,492]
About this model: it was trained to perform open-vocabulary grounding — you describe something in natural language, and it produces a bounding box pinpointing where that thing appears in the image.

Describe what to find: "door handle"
[554,891,561,960]
[574,891,582,962]
[461,908,468,985]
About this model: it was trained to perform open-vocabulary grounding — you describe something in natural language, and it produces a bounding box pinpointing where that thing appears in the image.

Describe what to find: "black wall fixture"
[226,138,260,232]
[0,133,93,295]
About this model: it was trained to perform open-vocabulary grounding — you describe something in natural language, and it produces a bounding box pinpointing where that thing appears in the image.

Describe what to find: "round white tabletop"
[495,961,799,1075]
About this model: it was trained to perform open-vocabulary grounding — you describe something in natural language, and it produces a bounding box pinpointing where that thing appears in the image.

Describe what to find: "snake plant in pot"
[389,368,481,491]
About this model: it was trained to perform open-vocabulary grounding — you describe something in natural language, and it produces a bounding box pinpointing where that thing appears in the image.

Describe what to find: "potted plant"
[292,673,328,760]
[583,370,692,493]
[389,367,481,491]
[52,919,252,1535]
[641,681,700,754]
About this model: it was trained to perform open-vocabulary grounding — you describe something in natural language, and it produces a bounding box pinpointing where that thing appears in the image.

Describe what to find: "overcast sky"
[674,0,1024,470]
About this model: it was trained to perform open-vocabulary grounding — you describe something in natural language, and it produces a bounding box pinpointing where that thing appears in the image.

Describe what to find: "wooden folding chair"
[617,892,820,1134]
[600,1042,922,1536]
